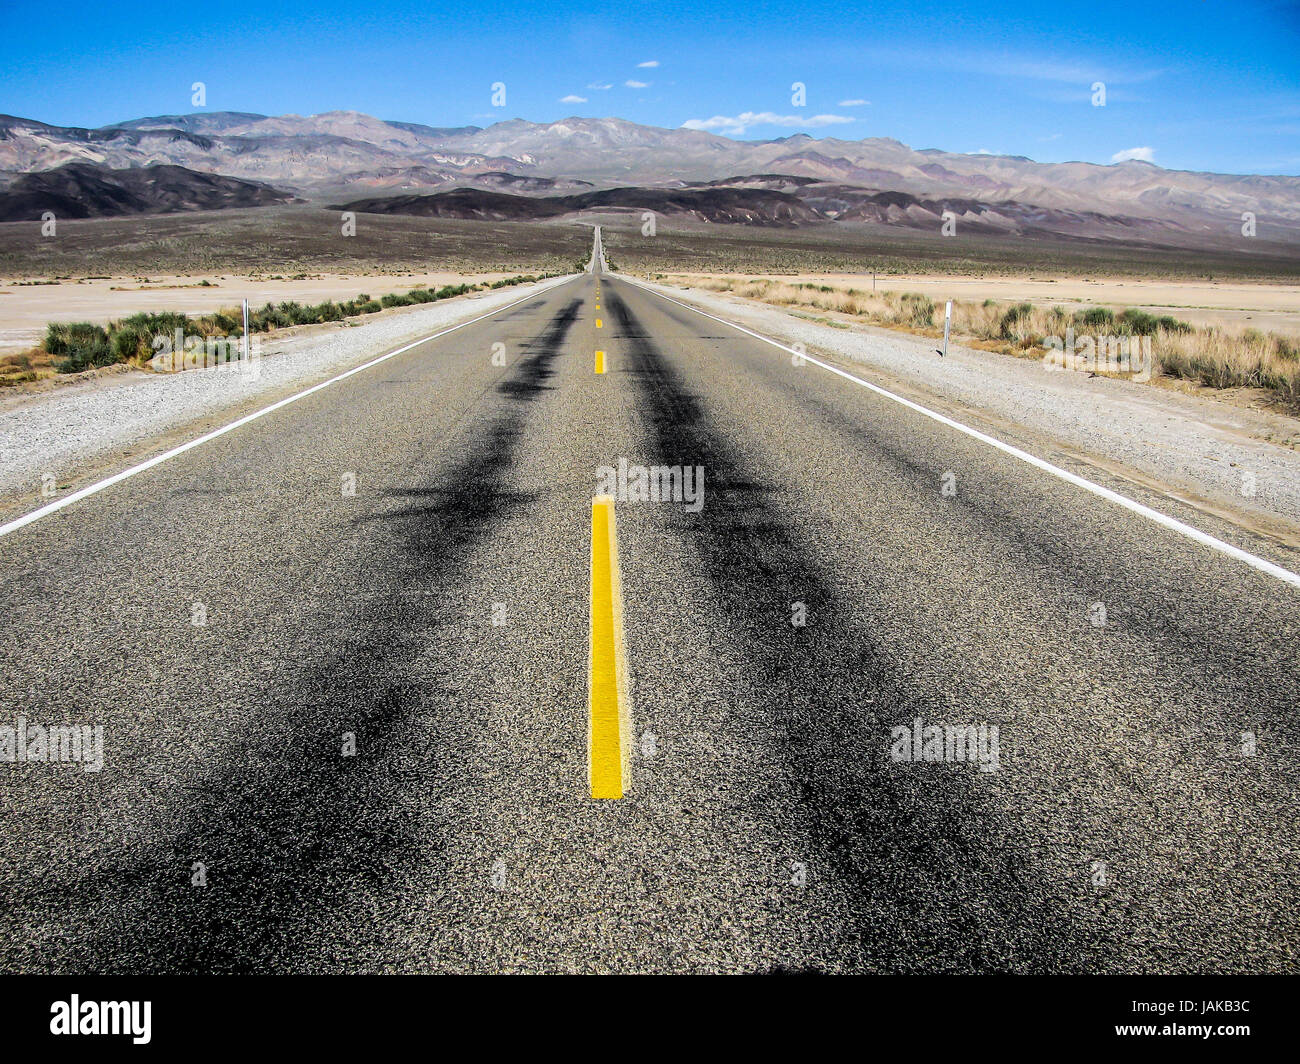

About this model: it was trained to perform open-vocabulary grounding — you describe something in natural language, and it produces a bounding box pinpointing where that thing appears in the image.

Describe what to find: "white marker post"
[942,299,952,357]
[242,299,250,363]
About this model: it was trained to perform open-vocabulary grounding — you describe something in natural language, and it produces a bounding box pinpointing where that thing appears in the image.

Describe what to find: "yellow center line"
[596,318,603,328]
[595,349,605,373]
[589,496,629,799]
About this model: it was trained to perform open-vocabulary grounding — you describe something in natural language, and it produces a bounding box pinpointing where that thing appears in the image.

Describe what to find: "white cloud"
[637,60,659,68]
[625,79,650,88]
[587,82,612,90]
[838,98,869,107]
[1111,146,1155,163]
[560,94,588,104]
[682,111,856,135]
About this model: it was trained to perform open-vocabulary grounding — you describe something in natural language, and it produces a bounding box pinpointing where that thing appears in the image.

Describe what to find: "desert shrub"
[673,275,1300,410]
[47,322,115,372]
[1117,308,1159,335]
[1117,308,1189,336]
[204,311,241,334]
[999,302,1034,339]
[901,292,934,327]
[1152,324,1300,407]
[31,274,560,378]
[252,303,284,329]
[1074,306,1115,328]
[119,310,192,339]
[270,301,322,326]
[109,323,153,361]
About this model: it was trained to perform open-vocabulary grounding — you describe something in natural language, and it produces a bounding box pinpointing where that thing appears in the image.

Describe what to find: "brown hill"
[0,162,293,221]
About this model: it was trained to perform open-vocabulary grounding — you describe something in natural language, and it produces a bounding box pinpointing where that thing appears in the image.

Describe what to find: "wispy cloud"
[838,98,869,107]
[682,111,856,135]
[1111,146,1155,163]
[992,56,1164,83]
[586,82,612,90]
[636,60,659,68]
[809,43,1165,86]
[559,94,587,104]
[625,79,650,88]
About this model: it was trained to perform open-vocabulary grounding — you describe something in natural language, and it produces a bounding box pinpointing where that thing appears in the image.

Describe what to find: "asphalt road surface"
[1,249,1297,974]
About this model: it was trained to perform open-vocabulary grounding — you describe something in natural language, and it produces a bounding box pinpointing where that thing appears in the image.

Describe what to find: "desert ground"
[598,219,1300,282]
[0,207,591,278]
[659,272,1300,338]
[0,271,520,354]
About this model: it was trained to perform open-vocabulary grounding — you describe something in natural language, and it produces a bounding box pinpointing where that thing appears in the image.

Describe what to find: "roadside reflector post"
[942,299,951,357]
[242,298,250,362]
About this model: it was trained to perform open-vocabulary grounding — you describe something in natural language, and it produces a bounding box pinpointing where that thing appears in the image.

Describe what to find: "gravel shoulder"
[635,276,1300,546]
[0,276,575,510]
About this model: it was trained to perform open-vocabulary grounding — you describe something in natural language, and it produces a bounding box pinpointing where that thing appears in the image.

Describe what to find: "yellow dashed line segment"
[589,496,628,799]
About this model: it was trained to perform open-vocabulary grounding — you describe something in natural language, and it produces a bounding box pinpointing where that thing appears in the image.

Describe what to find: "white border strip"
[0,277,577,540]
[618,276,1300,590]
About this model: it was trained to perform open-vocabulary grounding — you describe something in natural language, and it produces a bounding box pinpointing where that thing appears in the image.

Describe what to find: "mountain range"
[1,110,1297,246]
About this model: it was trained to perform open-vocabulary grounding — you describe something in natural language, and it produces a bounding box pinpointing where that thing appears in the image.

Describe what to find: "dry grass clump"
[683,276,1300,409]
[0,348,55,386]
[1158,327,1299,405]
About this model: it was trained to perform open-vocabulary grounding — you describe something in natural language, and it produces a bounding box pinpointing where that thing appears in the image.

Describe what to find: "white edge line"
[617,275,1300,591]
[0,276,579,540]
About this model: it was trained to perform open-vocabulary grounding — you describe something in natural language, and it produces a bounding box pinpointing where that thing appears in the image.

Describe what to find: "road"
[0,242,1297,974]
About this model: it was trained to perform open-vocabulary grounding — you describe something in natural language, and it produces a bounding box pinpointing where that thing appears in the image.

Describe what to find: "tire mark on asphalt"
[641,296,1300,770]
[608,285,1117,973]
[1,299,582,973]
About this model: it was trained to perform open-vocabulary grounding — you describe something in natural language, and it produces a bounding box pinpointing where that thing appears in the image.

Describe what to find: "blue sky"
[3,0,1299,174]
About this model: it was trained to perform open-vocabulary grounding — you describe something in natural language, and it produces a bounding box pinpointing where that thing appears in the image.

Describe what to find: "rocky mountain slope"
[0,161,293,221]
[0,111,1295,244]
